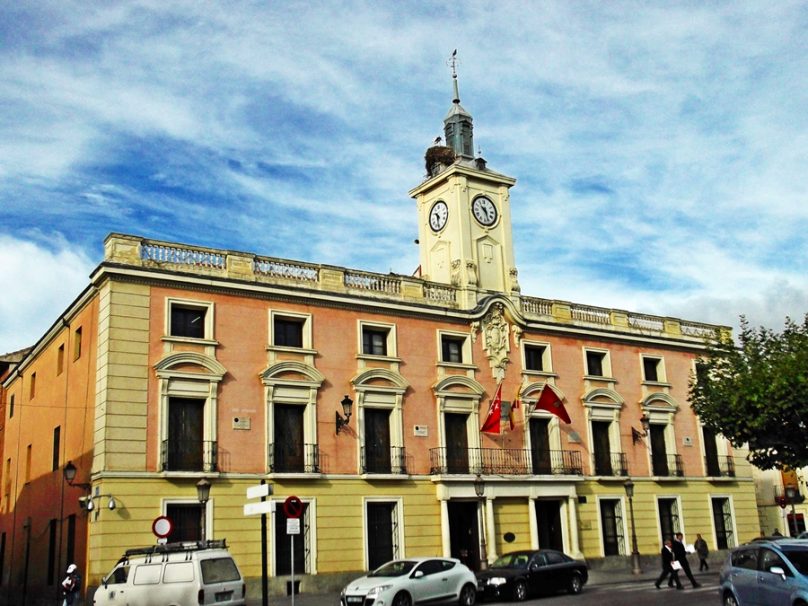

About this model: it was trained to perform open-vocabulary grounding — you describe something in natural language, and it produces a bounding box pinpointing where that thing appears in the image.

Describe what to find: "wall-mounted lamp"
[631,414,651,444]
[336,395,353,434]
[63,460,91,490]
[79,490,116,512]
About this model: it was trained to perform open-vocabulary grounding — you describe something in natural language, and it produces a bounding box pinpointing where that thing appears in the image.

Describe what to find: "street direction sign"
[247,483,272,500]
[244,501,274,516]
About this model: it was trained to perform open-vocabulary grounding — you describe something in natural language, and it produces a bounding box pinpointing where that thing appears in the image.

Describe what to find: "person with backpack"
[61,563,81,606]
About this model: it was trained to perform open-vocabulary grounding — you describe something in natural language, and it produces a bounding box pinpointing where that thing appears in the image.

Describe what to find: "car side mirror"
[529,563,539,572]
[769,566,786,581]
[413,570,424,579]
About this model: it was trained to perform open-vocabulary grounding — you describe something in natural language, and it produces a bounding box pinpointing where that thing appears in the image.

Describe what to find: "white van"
[93,539,246,606]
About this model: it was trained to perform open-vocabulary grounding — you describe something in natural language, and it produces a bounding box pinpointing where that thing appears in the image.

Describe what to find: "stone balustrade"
[103,233,730,342]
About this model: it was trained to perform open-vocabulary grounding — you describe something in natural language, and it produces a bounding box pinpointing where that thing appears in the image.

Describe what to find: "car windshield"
[491,553,530,569]
[369,561,417,577]
[781,549,808,575]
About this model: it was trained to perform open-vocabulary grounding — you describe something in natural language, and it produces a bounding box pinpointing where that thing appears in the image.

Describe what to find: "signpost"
[151,516,173,544]
[284,496,303,606]
[244,480,273,606]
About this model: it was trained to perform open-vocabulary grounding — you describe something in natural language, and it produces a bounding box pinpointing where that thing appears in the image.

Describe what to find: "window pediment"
[433,375,484,398]
[642,392,678,411]
[352,368,409,393]
[261,361,325,388]
[155,352,226,380]
[582,387,624,408]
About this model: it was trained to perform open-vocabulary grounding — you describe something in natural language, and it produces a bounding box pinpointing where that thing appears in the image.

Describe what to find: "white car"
[341,558,477,606]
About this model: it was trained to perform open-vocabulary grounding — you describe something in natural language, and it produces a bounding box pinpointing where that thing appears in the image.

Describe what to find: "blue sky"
[1,1,806,352]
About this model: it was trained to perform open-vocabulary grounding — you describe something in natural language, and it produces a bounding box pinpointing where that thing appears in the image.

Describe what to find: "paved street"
[250,570,720,606]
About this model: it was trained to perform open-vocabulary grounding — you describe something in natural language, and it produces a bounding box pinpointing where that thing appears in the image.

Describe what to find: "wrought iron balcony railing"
[592,452,629,477]
[161,440,217,472]
[652,453,684,477]
[361,446,407,474]
[705,455,735,477]
[429,447,582,476]
[268,443,320,473]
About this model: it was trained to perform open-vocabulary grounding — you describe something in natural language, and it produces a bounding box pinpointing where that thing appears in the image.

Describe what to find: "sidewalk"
[246,569,720,606]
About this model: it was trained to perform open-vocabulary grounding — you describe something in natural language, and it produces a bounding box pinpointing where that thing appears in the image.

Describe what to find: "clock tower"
[409,58,519,309]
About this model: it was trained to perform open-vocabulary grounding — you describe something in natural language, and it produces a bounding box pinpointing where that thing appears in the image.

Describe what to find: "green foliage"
[690,314,808,470]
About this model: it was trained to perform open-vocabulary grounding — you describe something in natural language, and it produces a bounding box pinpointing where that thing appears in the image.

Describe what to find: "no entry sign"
[283,495,304,519]
[152,515,173,539]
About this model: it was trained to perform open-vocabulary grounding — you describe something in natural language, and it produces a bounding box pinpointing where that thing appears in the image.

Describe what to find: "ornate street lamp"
[473,475,488,570]
[624,479,642,574]
[785,485,799,537]
[336,395,354,434]
[197,478,212,543]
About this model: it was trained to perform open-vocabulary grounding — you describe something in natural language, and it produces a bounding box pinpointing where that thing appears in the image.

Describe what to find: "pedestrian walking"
[654,538,684,590]
[694,533,709,571]
[61,563,81,606]
[671,532,700,588]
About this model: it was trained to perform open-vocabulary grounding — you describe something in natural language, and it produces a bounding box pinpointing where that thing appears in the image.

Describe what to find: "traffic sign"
[287,518,301,535]
[247,483,273,500]
[284,495,304,518]
[152,516,173,538]
[244,501,274,516]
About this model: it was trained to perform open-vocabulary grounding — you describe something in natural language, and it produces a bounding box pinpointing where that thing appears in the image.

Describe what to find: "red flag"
[534,384,571,424]
[481,383,503,434]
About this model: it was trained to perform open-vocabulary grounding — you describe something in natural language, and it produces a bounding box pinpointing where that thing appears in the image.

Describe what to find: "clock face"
[429,201,449,232]
[472,196,498,226]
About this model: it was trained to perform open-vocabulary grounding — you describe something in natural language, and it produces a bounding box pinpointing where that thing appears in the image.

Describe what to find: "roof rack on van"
[123,539,228,559]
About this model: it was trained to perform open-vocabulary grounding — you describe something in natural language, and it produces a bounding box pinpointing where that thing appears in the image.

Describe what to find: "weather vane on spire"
[447,49,461,104]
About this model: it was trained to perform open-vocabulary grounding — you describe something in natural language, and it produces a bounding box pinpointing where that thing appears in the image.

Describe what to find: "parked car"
[340,558,477,606]
[93,539,246,606]
[476,549,588,600]
[719,538,808,606]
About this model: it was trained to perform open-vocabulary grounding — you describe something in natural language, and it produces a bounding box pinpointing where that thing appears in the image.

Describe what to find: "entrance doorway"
[448,501,480,570]
[535,500,564,551]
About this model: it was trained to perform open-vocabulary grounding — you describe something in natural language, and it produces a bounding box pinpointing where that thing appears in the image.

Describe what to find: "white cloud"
[0,235,94,352]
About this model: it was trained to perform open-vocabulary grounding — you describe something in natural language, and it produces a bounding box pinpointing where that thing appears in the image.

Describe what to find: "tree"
[690,314,808,470]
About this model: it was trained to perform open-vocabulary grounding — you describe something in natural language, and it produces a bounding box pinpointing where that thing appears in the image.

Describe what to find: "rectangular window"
[57,344,65,375]
[165,398,206,471]
[599,499,625,556]
[165,503,204,543]
[585,350,606,377]
[47,519,57,585]
[658,497,680,539]
[73,327,82,360]
[8,395,13,419]
[441,335,465,364]
[643,357,661,382]
[66,515,76,566]
[52,427,61,472]
[366,502,399,570]
[525,344,546,372]
[25,445,32,483]
[592,420,613,475]
[363,409,391,474]
[29,373,36,399]
[273,317,304,348]
[170,305,207,339]
[362,327,388,356]
[0,532,5,587]
[712,497,735,549]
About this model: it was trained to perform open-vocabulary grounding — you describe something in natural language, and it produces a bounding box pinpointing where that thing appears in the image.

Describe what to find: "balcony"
[361,446,407,474]
[429,447,583,476]
[705,455,735,477]
[161,440,218,472]
[268,443,320,473]
[651,453,684,477]
[592,452,629,477]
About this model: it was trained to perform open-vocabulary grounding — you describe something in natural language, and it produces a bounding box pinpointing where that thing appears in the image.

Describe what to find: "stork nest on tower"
[425,145,456,176]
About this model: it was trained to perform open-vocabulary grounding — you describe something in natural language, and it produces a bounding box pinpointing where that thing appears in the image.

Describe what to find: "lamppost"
[473,475,488,570]
[197,478,211,543]
[624,479,642,574]
[785,485,799,537]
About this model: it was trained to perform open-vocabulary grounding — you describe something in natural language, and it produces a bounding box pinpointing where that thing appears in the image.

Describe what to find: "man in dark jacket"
[654,538,683,590]
[670,532,700,588]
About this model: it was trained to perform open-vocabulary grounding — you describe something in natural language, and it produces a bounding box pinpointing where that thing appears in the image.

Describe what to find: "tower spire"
[444,50,474,159]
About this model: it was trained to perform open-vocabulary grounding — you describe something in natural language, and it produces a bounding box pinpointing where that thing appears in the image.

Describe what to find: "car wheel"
[567,573,583,595]
[512,580,527,602]
[393,591,412,606]
[458,583,476,606]
[722,593,739,606]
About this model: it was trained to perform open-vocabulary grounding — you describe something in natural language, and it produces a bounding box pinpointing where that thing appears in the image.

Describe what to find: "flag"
[480,383,503,434]
[508,385,522,430]
[631,427,645,444]
[534,384,571,424]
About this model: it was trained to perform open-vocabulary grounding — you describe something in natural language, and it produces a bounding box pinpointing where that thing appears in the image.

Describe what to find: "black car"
[476,550,588,601]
